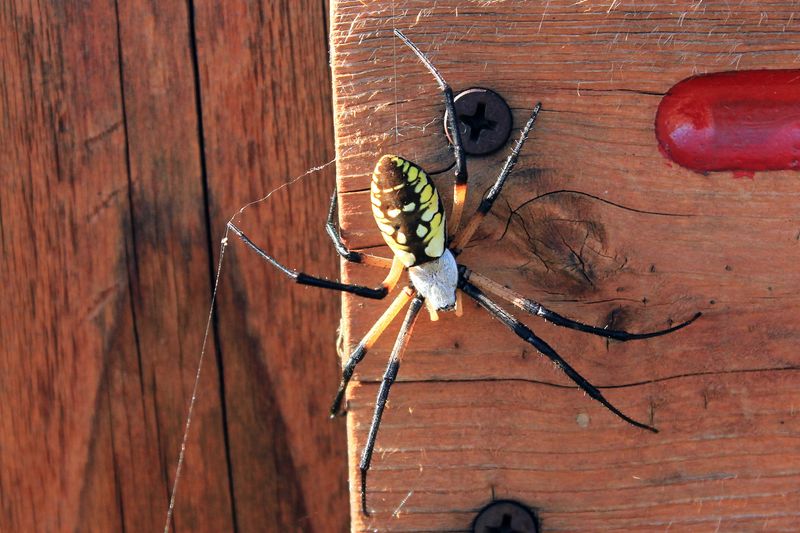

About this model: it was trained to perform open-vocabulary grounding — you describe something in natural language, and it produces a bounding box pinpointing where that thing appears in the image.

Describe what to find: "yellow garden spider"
[227,29,701,515]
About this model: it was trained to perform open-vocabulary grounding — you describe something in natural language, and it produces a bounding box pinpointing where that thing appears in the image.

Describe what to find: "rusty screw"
[471,500,539,533]
[444,87,513,156]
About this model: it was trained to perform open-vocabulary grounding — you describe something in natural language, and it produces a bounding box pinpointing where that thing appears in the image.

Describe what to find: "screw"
[471,499,539,533]
[444,88,513,156]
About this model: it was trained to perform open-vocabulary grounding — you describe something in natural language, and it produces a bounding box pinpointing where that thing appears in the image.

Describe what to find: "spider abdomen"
[371,155,446,267]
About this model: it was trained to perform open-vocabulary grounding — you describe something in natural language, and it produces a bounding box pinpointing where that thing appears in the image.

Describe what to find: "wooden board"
[330,1,800,531]
[1,1,347,532]
[194,1,348,531]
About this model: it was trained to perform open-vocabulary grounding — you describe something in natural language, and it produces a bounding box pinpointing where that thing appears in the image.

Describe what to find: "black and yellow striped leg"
[228,222,397,299]
[394,29,468,237]
[330,287,416,417]
[325,186,394,269]
[360,294,425,516]
[466,269,702,341]
[453,103,542,253]
[459,280,658,433]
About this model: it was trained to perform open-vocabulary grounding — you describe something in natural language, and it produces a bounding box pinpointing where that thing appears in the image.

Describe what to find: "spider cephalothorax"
[227,29,701,516]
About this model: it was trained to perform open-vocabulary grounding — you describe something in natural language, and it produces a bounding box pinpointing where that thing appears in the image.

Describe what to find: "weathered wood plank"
[330,1,800,530]
[115,1,234,531]
[1,1,347,531]
[0,1,141,530]
[194,1,349,532]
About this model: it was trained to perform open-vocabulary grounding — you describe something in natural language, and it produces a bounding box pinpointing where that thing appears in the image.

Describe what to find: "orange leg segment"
[329,286,416,416]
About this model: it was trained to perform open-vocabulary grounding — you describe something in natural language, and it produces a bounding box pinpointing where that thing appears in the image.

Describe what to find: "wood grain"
[1,1,347,532]
[330,1,800,531]
[194,1,349,531]
[1,2,143,530]
[115,1,233,530]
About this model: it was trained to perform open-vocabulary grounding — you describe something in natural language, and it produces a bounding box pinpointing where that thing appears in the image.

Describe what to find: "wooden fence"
[3,1,800,532]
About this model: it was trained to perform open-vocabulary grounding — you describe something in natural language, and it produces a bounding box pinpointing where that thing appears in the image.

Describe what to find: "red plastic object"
[655,70,800,174]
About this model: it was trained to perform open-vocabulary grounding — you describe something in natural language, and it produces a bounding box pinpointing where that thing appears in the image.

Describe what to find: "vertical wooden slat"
[114,1,234,531]
[1,1,135,530]
[194,1,349,532]
[2,1,347,531]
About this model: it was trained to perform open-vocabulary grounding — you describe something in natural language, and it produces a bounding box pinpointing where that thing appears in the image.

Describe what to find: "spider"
[227,29,701,516]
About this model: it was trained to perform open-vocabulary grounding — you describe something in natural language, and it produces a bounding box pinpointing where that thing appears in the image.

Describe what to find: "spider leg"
[394,29,468,238]
[228,222,403,299]
[452,103,542,253]
[330,286,416,416]
[460,280,658,433]
[466,269,701,341]
[360,294,425,516]
[325,186,393,269]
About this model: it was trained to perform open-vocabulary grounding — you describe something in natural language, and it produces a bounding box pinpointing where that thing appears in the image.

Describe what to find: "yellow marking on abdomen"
[371,154,447,266]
